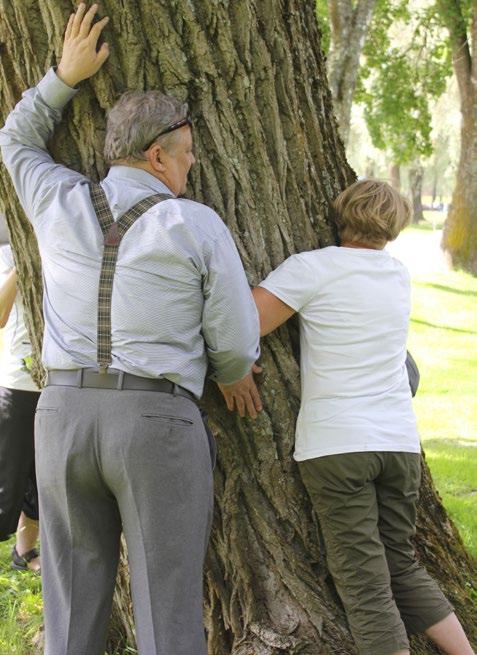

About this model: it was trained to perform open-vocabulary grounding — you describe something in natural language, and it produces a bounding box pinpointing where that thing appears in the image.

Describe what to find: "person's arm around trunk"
[0,267,17,328]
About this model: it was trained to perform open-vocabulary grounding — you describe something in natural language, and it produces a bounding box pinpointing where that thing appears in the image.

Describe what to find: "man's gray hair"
[104,90,188,164]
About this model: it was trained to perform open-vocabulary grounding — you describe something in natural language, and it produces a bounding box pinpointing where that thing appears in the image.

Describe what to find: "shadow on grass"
[411,318,477,335]
[416,282,477,299]
[424,438,477,450]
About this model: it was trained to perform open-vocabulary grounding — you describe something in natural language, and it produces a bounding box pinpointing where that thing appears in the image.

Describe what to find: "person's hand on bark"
[218,364,263,419]
[57,3,110,88]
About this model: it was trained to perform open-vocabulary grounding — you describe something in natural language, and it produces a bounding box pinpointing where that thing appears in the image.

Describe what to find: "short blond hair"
[332,179,411,246]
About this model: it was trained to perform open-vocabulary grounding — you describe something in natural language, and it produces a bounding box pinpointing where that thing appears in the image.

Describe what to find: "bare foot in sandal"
[12,545,41,573]
[12,512,40,573]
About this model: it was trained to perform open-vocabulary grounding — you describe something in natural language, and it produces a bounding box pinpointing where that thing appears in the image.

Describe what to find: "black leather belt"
[46,369,195,401]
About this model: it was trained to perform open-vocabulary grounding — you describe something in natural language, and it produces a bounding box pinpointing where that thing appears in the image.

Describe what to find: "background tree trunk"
[409,163,425,224]
[389,162,401,191]
[327,0,377,145]
[438,0,477,274]
[443,107,477,273]
[0,2,475,654]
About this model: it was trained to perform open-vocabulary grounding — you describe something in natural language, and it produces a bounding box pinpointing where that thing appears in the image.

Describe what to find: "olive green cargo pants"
[299,452,452,655]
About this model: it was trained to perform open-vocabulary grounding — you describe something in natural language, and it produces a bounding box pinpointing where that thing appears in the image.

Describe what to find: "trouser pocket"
[200,410,217,470]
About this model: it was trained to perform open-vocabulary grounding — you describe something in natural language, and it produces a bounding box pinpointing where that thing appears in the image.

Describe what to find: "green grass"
[0,224,476,651]
[405,226,477,559]
[0,542,43,654]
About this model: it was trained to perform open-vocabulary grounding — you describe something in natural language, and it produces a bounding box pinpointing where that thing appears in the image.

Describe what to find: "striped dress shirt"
[0,69,260,398]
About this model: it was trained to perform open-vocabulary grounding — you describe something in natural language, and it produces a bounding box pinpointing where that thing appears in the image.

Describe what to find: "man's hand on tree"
[218,364,263,420]
[57,3,110,88]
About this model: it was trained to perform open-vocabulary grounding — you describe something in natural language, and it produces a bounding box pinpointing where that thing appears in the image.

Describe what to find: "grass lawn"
[388,214,477,558]
[0,219,475,652]
[0,545,43,654]
[408,265,477,558]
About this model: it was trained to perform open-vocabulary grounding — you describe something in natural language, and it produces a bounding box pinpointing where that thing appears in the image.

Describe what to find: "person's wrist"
[56,64,79,88]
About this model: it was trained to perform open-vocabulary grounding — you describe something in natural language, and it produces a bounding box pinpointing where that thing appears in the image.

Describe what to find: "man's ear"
[146,144,166,173]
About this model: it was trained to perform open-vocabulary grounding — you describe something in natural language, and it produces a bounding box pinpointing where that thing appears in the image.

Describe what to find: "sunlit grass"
[405,230,477,559]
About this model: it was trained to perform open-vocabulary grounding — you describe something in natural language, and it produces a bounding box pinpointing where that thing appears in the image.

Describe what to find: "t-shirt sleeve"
[258,253,317,312]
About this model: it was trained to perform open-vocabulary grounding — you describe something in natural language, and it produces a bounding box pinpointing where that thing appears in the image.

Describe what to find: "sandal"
[11,545,40,573]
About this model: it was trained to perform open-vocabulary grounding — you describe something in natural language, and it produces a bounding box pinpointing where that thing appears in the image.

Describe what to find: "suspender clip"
[104,223,121,246]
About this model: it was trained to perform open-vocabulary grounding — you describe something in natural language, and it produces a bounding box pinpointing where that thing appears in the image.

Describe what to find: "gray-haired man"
[0,5,261,655]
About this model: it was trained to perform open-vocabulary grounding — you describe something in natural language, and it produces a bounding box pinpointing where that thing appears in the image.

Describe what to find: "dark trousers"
[299,452,452,655]
[0,386,40,541]
[35,385,214,655]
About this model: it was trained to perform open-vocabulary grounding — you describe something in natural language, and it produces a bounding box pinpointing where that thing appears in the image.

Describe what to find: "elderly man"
[0,4,260,655]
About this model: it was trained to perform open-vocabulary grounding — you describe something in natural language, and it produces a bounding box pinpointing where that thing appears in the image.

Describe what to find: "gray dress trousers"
[35,384,214,655]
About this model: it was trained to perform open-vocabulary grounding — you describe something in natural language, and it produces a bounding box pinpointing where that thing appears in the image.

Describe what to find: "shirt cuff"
[37,68,78,111]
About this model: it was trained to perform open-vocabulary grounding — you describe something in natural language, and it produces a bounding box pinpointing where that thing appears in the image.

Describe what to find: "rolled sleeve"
[202,229,260,384]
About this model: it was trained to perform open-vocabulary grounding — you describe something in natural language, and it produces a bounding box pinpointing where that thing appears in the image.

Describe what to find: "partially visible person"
[247,180,475,655]
[0,214,41,572]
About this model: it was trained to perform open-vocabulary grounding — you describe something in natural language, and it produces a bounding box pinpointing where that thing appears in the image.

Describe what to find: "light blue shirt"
[0,69,260,397]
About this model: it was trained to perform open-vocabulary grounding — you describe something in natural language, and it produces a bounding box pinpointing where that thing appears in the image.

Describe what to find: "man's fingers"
[235,394,246,418]
[95,41,110,67]
[88,17,110,47]
[64,13,74,41]
[252,363,262,374]
[250,383,262,413]
[243,392,258,420]
[223,392,234,412]
[79,3,98,38]
[71,2,87,38]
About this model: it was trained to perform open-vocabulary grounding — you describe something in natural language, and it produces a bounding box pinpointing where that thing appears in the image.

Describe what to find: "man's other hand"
[218,364,263,420]
[57,3,110,88]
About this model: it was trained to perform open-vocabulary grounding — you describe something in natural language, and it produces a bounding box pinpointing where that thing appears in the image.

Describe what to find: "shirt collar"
[105,165,175,197]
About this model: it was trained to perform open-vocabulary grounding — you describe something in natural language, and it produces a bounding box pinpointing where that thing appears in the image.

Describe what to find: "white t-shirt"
[259,246,420,461]
[0,245,38,391]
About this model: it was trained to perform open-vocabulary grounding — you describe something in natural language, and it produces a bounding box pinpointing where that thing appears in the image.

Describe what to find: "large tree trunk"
[0,2,475,654]
[327,0,377,145]
[439,0,477,274]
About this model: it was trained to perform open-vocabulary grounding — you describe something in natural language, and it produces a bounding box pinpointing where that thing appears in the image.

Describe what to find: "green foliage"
[356,0,452,163]
[315,0,331,54]
[434,0,473,38]
[316,0,454,163]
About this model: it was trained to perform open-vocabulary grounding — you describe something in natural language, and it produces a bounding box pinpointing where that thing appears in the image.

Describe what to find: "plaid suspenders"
[89,183,172,372]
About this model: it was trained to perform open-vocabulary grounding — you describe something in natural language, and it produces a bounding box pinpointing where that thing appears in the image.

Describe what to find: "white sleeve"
[258,253,317,312]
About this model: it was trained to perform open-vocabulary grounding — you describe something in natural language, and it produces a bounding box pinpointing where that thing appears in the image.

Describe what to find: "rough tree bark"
[409,162,424,224]
[326,0,377,145]
[0,2,475,654]
[439,0,477,274]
